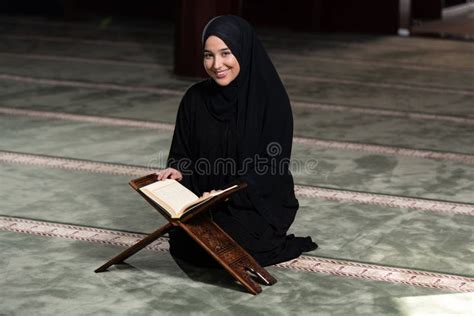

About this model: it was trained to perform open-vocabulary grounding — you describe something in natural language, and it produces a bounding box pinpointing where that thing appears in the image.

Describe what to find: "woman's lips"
[215,69,229,78]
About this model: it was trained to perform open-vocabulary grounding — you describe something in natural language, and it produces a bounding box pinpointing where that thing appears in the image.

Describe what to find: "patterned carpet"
[0,15,473,315]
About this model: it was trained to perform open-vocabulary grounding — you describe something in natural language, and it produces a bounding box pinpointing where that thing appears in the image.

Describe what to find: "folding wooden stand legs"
[94,213,277,295]
[94,222,174,274]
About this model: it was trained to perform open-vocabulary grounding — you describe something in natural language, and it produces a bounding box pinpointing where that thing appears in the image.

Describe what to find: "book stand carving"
[95,174,277,295]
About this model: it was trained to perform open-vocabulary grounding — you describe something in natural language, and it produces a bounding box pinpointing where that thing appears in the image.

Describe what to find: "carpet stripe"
[292,101,474,125]
[2,51,472,96]
[0,107,175,131]
[0,74,182,96]
[0,216,472,292]
[260,33,473,53]
[291,137,474,164]
[2,31,470,74]
[0,151,151,176]
[1,49,472,96]
[1,57,472,124]
[5,33,469,74]
[2,50,472,124]
[273,52,471,74]
[1,34,171,49]
[293,186,473,216]
[1,107,473,164]
[1,151,472,216]
[280,74,474,96]
[0,52,169,70]
[1,23,469,65]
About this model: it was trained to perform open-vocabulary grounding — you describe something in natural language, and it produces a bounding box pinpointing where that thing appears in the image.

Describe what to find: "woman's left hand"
[156,168,183,181]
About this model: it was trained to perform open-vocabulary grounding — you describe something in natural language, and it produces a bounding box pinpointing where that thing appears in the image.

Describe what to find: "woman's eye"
[222,51,230,57]
[204,53,213,59]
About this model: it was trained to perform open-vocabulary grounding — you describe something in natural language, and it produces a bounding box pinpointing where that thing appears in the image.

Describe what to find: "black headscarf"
[200,15,298,234]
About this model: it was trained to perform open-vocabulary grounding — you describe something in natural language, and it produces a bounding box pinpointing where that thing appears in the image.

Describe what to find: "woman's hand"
[156,168,183,181]
[201,190,222,198]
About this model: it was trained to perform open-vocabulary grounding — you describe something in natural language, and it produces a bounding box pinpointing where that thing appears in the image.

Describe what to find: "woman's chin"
[213,77,231,86]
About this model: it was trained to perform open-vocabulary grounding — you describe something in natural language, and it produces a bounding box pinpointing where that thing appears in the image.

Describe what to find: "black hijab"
[200,15,298,234]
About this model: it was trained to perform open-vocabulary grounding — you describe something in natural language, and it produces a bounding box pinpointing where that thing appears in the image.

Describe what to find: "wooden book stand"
[95,174,277,295]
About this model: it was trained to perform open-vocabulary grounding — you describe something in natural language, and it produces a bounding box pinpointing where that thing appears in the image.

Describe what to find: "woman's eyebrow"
[203,48,230,53]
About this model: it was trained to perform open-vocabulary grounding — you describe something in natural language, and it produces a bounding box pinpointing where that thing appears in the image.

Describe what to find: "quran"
[139,179,237,219]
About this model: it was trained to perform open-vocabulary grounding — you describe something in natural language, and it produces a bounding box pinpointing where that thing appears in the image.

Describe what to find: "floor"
[0,15,473,316]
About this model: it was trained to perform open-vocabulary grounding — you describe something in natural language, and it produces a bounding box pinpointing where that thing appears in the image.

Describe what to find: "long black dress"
[166,15,317,267]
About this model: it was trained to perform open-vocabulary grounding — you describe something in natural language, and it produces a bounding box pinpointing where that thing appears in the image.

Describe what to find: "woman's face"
[203,35,240,86]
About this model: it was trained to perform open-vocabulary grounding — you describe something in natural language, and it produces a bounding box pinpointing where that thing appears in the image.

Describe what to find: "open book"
[139,179,237,219]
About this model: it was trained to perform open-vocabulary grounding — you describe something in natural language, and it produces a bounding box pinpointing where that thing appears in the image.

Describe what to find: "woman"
[158,15,317,267]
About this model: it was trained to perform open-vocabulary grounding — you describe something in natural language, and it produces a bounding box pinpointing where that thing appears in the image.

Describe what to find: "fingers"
[157,168,173,181]
[156,170,163,180]
[156,168,183,181]
[170,170,183,181]
[201,189,223,198]
[204,190,221,197]
[156,170,165,181]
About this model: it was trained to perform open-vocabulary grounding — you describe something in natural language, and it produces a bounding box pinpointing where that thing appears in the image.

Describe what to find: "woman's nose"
[213,56,222,69]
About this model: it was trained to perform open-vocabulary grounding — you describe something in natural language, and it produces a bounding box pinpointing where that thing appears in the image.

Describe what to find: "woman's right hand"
[201,190,222,198]
[156,168,183,181]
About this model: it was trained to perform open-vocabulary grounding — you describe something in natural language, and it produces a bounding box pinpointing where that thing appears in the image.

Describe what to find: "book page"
[140,179,199,217]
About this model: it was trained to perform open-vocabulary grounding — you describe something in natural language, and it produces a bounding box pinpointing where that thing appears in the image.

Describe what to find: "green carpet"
[0,15,472,316]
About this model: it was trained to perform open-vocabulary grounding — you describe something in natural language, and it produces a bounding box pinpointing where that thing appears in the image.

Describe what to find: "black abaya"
[167,15,317,267]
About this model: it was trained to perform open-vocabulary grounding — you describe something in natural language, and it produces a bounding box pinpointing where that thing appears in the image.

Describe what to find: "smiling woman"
[203,35,241,86]
[157,15,317,267]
